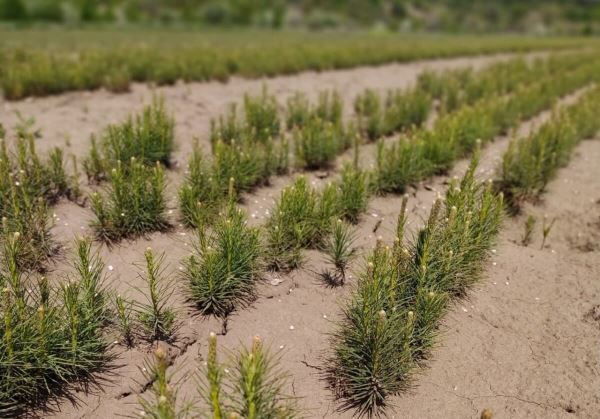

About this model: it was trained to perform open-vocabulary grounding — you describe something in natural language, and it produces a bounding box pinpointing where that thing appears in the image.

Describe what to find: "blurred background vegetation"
[1,0,599,34]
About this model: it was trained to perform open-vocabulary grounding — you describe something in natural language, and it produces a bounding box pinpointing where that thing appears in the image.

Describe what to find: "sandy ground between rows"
[0,52,598,418]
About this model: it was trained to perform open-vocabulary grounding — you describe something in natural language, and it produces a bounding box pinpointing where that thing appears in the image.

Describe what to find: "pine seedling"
[178,144,223,228]
[83,135,106,183]
[135,248,177,342]
[337,163,369,224]
[198,334,298,419]
[184,184,261,335]
[203,332,225,418]
[541,216,556,249]
[90,160,169,242]
[211,103,245,145]
[521,214,536,247]
[354,89,382,141]
[229,336,298,419]
[0,235,110,415]
[285,92,311,129]
[138,346,190,419]
[115,295,135,347]
[323,219,356,286]
[264,177,318,271]
[103,96,174,168]
[243,87,280,143]
[293,118,341,170]
[316,90,343,126]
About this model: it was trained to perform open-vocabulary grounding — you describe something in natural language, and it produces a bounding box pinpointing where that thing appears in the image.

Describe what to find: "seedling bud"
[155,346,166,360]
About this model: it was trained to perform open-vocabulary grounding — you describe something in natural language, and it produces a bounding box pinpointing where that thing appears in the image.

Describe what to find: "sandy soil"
[1,52,598,419]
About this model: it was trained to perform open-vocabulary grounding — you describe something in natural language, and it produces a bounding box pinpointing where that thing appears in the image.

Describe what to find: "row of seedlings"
[497,85,600,209]
[0,119,77,271]
[327,152,504,417]
[372,56,600,194]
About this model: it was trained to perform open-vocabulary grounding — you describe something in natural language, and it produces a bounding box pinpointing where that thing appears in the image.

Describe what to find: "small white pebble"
[279,345,285,349]
[551,249,556,254]
[289,325,295,330]
[371,213,378,218]
[178,266,184,271]
[461,307,468,313]
[323,314,327,319]
[64,222,69,226]
[108,265,114,271]
[505,281,509,286]
[491,249,497,254]
[168,210,173,215]
[492,262,497,266]
[535,297,540,301]
[493,282,497,285]
[113,340,119,344]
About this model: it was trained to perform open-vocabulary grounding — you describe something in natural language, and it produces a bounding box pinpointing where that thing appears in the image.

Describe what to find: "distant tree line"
[1,0,600,32]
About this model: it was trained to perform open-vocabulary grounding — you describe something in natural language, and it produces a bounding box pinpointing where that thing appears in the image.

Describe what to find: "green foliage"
[382,88,431,135]
[0,31,591,100]
[0,236,110,416]
[0,122,73,271]
[354,89,382,142]
[138,346,191,419]
[115,295,135,347]
[323,219,356,286]
[293,117,344,170]
[498,86,600,208]
[521,214,536,246]
[200,334,298,419]
[0,0,27,20]
[328,155,504,417]
[178,145,223,229]
[179,138,288,229]
[243,88,281,143]
[373,52,600,195]
[286,90,342,130]
[135,248,177,342]
[211,88,280,145]
[337,163,370,224]
[84,97,175,181]
[541,216,556,249]
[184,198,261,334]
[264,176,355,271]
[90,160,169,243]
